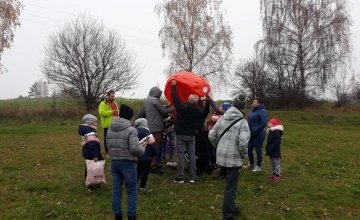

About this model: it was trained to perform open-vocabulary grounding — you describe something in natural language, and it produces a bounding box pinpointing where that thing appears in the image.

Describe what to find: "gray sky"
[1,0,359,100]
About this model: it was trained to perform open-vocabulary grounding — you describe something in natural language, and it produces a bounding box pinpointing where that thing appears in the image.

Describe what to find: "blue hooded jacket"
[136,127,156,161]
[248,104,268,138]
[78,124,104,160]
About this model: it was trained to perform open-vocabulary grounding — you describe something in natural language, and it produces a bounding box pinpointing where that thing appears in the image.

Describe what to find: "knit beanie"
[119,104,134,120]
[233,95,246,110]
[221,102,232,112]
[134,118,148,128]
[269,118,282,126]
[82,114,97,125]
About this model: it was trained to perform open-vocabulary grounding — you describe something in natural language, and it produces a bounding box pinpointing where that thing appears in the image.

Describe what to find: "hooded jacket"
[106,117,145,162]
[248,104,268,137]
[78,124,103,160]
[144,87,173,133]
[208,107,251,167]
[266,125,284,158]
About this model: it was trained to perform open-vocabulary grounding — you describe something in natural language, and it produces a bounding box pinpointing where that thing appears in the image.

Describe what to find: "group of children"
[77,103,284,219]
[78,110,175,192]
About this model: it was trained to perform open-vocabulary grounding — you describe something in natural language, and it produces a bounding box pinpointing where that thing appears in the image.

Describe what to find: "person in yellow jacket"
[98,90,119,153]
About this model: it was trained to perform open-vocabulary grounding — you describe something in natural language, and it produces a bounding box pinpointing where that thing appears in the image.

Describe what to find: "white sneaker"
[252,165,262,172]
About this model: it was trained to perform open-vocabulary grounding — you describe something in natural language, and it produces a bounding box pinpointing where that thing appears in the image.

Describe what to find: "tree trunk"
[298,43,306,108]
[84,96,97,111]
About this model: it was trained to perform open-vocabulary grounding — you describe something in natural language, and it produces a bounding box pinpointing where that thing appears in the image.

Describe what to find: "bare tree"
[28,80,49,98]
[0,0,22,73]
[233,58,274,101]
[42,15,138,110]
[259,0,352,107]
[351,79,360,104]
[155,0,232,79]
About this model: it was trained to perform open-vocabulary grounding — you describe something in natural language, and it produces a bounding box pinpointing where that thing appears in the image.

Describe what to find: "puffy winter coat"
[266,125,284,158]
[208,107,251,167]
[106,117,145,162]
[78,124,103,160]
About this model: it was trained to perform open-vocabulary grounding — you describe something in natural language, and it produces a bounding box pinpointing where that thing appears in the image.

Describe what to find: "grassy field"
[0,109,359,219]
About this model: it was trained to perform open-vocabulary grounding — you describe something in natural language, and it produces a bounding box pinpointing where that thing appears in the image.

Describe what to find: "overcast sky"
[1,0,359,100]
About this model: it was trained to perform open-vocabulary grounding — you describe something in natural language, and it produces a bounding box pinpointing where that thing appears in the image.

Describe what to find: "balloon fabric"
[164,71,211,104]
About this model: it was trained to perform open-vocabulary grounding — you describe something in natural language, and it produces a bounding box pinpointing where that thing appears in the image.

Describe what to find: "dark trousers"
[223,167,240,220]
[248,136,265,166]
[195,130,213,174]
[137,160,151,188]
[104,128,109,153]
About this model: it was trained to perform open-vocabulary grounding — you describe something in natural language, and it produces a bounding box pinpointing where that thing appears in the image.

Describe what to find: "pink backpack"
[85,160,106,186]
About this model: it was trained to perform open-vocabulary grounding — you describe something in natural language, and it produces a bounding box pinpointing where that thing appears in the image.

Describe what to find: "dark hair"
[253,97,263,104]
[106,90,115,96]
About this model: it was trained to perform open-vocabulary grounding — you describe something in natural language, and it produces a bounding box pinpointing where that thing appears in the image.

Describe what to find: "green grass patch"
[0,110,359,219]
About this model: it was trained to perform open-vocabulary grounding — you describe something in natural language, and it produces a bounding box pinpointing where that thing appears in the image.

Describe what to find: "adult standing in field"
[208,96,250,220]
[171,80,205,183]
[247,97,268,172]
[98,90,119,153]
[144,86,173,174]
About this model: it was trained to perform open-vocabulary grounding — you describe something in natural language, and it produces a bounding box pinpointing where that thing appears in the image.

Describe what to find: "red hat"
[269,118,282,126]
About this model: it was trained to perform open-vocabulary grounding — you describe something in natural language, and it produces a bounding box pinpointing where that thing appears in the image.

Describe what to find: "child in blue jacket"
[135,118,156,193]
[78,114,104,189]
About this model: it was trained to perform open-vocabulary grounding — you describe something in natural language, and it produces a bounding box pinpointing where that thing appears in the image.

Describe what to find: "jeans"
[176,135,196,179]
[111,160,138,217]
[223,167,240,219]
[137,160,151,188]
[248,135,265,166]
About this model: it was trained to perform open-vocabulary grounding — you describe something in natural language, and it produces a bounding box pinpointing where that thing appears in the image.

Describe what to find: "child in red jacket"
[266,118,284,182]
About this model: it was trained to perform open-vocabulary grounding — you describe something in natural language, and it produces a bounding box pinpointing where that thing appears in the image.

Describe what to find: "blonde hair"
[187,94,199,104]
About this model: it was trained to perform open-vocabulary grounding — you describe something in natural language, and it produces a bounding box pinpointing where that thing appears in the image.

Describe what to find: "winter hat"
[233,95,247,110]
[221,102,232,112]
[135,118,148,128]
[82,114,97,125]
[269,118,282,126]
[119,104,134,120]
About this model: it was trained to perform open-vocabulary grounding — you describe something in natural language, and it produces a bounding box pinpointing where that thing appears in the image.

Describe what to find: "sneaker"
[252,165,262,172]
[272,176,281,182]
[173,177,184,184]
[139,187,152,193]
[189,179,195,183]
[245,164,254,170]
[268,175,275,180]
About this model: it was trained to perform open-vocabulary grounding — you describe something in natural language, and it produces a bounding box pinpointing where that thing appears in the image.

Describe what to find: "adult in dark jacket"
[195,98,214,174]
[106,104,145,220]
[143,86,173,173]
[247,97,268,172]
[171,80,204,183]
